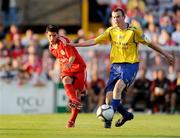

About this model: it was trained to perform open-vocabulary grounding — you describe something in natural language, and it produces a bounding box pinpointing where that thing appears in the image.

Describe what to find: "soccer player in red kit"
[46,25,86,128]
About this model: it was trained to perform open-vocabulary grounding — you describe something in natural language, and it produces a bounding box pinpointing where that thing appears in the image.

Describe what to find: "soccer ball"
[96,104,114,122]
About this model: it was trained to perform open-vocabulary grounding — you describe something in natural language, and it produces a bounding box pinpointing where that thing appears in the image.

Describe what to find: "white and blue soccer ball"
[96,104,114,122]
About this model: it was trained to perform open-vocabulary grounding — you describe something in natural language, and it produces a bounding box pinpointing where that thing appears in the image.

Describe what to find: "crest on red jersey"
[60,50,65,55]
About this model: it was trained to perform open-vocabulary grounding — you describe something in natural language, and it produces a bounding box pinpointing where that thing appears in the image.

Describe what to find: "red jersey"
[49,36,86,74]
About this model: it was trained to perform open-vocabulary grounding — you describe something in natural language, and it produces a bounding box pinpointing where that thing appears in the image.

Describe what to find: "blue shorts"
[105,63,139,93]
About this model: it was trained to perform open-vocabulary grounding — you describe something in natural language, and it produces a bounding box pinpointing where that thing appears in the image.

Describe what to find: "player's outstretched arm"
[69,39,97,47]
[147,42,174,65]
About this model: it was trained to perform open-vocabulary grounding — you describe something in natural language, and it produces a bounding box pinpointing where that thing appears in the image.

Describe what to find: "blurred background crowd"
[0,0,180,114]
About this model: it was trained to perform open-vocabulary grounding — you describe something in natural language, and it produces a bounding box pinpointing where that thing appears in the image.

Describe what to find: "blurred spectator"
[96,0,111,26]
[173,70,180,113]
[148,53,168,73]
[172,0,180,14]
[0,57,14,81]
[58,28,67,36]
[39,35,49,48]
[171,22,180,45]
[21,29,34,47]
[9,0,18,25]
[144,23,158,43]
[73,28,86,43]
[8,24,19,43]
[127,0,145,18]
[1,0,10,27]
[144,0,159,15]
[0,24,7,40]
[130,18,141,28]
[9,33,24,59]
[150,69,172,113]
[97,27,105,35]
[159,15,174,34]
[1,0,18,27]
[0,41,8,57]
[157,0,173,16]
[173,6,180,23]
[167,65,176,82]
[32,33,43,57]
[144,12,156,25]
[110,0,127,12]
[87,71,105,112]
[18,45,44,86]
[41,49,54,80]
[158,29,176,46]
[146,68,158,82]
[129,7,146,28]
[128,68,152,113]
[48,59,61,83]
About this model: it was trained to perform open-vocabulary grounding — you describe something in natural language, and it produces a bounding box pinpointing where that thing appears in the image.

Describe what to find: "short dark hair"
[46,25,59,33]
[113,8,125,17]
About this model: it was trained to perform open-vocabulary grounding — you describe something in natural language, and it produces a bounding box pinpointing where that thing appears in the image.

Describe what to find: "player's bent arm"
[73,39,97,47]
[147,42,174,65]
[64,56,75,69]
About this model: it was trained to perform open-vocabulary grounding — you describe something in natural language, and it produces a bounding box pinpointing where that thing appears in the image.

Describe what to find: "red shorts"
[61,69,87,91]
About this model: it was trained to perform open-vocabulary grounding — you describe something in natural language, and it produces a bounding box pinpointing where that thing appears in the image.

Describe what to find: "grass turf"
[0,113,180,138]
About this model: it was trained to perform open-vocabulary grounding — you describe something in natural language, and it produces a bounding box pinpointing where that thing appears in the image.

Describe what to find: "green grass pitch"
[0,113,180,138]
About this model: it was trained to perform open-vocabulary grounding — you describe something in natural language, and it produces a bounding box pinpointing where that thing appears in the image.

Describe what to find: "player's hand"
[165,53,174,65]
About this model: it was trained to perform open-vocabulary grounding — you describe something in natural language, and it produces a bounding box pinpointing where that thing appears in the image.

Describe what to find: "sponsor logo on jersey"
[118,35,123,39]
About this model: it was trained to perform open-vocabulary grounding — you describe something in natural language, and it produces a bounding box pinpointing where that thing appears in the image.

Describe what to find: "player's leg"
[66,108,79,128]
[114,63,139,127]
[71,70,86,109]
[62,76,81,109]
[104,64,130,117]
[111,79,128,115]
[112,79,134,127]
[67,93,80,128]
[66,71,86,128]
[66,89,82,128]
[104,80,132,129]
[103,64,119,128]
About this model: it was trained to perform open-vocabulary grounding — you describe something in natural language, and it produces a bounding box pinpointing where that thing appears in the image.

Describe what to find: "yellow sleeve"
[135,27,151,45]
[95,27,112,44]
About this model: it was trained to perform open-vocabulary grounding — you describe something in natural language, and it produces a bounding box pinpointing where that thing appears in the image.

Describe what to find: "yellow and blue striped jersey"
[95,25,150,63]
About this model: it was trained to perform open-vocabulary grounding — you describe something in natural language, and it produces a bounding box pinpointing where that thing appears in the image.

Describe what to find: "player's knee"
[62,76,73,84]
[116,79,125,90]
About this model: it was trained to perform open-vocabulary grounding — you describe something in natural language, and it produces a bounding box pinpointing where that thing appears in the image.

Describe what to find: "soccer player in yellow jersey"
[70,8,174,128]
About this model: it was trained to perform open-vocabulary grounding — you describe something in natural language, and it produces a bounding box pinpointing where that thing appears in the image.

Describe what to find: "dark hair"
[113,8,125,17]
[46,25,59,33]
